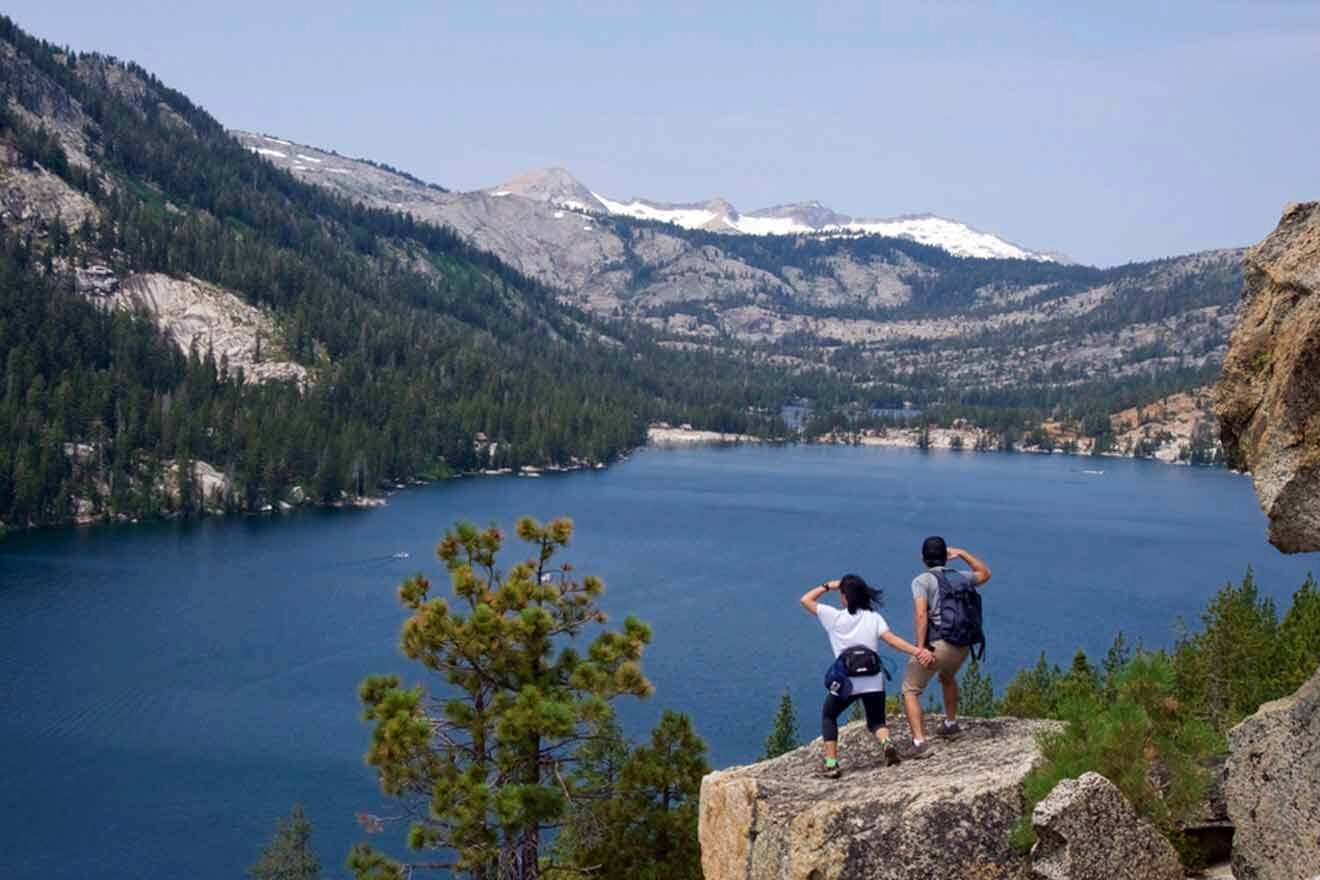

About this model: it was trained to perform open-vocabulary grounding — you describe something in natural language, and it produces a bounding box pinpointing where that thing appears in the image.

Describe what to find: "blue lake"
[2,445,1316,879]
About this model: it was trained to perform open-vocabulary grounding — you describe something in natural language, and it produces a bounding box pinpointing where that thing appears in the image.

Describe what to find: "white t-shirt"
[816,604,891,695]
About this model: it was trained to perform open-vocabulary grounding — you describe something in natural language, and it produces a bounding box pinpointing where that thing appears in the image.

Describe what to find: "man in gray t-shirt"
[910,566,977,633]
[900,535,992,758]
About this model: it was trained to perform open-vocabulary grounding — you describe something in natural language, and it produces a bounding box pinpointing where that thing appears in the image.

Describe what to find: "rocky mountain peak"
[747,200,852,228]
[488,166,603,211]
[703,196,738,219]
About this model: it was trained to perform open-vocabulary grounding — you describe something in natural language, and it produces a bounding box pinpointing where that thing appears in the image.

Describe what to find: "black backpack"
[932,569,986,660]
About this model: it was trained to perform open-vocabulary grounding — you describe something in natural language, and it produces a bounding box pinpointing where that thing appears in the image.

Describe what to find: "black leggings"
[821,691,886,741]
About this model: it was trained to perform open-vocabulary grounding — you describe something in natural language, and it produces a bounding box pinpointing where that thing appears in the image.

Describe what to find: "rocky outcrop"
[1030,772,1183,880]
[1224,665,1320,880]
[102,272,309,386]
[699,717,1061,880]
[1216,202,1320,553]
[0,163,99,232]
[166,460,233,513]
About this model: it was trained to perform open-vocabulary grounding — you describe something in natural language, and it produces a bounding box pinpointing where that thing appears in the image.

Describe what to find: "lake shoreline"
[2,425,1232,536]
[645,424,1233,469]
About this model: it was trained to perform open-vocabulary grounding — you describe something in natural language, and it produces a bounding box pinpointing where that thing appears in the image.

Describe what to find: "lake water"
[2,445,1316,879]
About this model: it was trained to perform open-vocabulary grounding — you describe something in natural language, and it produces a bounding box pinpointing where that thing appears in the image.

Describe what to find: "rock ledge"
[699,717,1061,880]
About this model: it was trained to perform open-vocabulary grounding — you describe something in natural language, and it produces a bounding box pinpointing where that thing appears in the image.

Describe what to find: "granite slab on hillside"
[699,717,1061,880]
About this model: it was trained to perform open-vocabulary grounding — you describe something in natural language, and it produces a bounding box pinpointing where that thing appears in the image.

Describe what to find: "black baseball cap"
[922,536,947,566]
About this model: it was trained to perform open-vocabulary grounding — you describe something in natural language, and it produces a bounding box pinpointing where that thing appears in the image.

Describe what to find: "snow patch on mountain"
[732,214,814,236]
[823,215,1049,261]
[589,189,1053,261]
[593,193,727,229]
[484,168,1057,261]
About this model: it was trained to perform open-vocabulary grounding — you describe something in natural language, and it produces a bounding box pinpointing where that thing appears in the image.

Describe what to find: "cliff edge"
[1216,202,1320,553]
[699,717,1061,880]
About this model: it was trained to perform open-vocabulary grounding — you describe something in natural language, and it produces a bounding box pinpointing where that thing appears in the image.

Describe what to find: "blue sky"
[12,1,1320,265]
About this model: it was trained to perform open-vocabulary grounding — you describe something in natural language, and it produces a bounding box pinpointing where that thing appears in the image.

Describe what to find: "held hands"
[915,647,936,668]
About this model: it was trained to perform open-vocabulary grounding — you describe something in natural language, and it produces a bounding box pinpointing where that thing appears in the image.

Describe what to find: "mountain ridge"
[481,164,1065,262]
[229,130,1238,375]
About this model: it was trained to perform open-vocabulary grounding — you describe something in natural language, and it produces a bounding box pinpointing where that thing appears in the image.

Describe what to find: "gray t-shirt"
[911,566,977,632]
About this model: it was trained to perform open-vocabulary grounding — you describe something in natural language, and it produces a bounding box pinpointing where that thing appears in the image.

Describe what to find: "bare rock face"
[104,273,309,386]
[1030,771,1183,880]
[1215,202,1320,553]
[0,164,99,232]
[1224,665,1320,880]
[699,717,1061,880]
[166,460,233,513]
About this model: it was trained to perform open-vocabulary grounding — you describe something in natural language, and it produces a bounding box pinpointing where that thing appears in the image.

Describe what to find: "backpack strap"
[928,568,950,642]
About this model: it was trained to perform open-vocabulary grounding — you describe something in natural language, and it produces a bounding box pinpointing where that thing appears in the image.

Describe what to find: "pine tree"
[1172,568,1279,732]
[1000,652,1061,719]
[248,805,320,880]
[1102,631,1131,699]
[559,711,708,880]
[1056,650,1102,711]
[552,715,630,866]
[917,422,931,450]
[761,689,799,759]
[959,656,996,717]
[1276,575,1320,693]
[353,517,653,880]
[1011,652,1218,858]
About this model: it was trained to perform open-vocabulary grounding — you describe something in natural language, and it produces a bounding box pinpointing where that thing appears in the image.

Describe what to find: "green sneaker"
[822,758,842,779]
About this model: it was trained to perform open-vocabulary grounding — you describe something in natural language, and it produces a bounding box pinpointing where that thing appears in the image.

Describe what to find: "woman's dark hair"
[839,573,883,615]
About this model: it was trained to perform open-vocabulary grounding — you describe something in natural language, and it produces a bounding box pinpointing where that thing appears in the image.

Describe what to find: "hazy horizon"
[12,1,1320,266]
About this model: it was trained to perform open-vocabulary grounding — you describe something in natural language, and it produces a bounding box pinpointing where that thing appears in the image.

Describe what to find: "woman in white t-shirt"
[800,574,935,778]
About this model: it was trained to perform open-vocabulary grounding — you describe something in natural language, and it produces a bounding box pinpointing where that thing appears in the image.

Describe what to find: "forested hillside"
[0,17,839,528]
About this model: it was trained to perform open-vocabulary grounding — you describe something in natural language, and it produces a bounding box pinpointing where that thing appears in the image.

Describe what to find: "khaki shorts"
[901,639,970,696]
